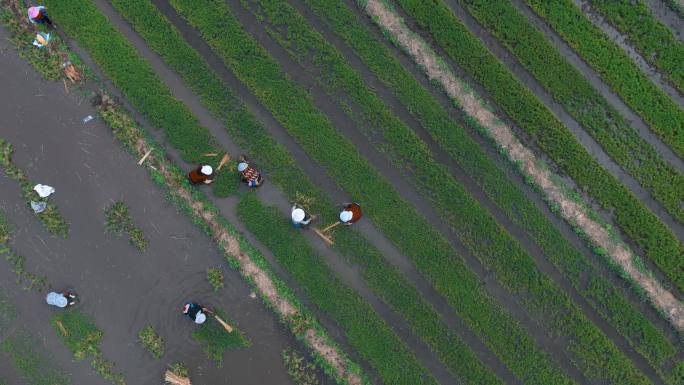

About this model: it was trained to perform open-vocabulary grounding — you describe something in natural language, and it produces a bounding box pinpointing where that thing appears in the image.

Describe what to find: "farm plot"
[5,0,684,384]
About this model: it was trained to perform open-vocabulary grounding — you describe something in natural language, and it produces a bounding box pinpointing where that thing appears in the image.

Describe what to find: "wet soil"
[0,22,302,385]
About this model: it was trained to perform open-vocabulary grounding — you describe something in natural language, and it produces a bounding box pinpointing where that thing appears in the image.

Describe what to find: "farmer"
[188,165,214,185]
[45,291,77,308]
[182,302,208,325]
[291,205,313,228]
[339,202,362,226]
[27,6,52,26]
[237,156,263,188]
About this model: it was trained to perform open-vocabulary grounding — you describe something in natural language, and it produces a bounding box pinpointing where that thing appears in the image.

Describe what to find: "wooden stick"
[216,153,231,171]
[313,228,335,246]
[201,152,218,157]
[137,149,153,166]
[322,221,341,233]
[213,314,234,333]
[55,320,68,336]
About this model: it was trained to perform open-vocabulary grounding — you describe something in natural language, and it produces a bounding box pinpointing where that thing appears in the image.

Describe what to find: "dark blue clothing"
[184,303,202,321]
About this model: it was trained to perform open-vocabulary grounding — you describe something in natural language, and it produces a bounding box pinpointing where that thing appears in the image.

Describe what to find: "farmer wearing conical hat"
[291,205,312,228]
[339,202,362,226]
[182,302,208,325]
[27,6,52,26]
[188,165,215,185]
[237,155,263,188]
[46,291,77,308]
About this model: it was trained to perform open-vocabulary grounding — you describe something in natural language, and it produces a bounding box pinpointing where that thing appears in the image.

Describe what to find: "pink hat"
[28,7,40,19]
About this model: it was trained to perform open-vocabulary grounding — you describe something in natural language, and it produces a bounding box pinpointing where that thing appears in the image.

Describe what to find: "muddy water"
[0,23,299,385]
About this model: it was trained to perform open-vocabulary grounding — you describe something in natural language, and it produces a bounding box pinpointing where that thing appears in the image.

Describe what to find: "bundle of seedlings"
[165,362,191,385]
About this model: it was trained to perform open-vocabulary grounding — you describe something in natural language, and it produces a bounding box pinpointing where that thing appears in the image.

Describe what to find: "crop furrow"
[292,0,682,376]
[390,0,684,295]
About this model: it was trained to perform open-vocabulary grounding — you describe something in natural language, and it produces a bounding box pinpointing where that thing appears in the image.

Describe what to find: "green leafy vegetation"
[458,0,684,226]
[52,309,126,385]
[105,1,502,383]
[392,0,684,294]
[521,0,684,158]
[0,138,69,237]
[138,325,164,359]
[586,0,684,93]
[169,362,189,377]
[283,348,320,385]
[191,309,249,367]
[238,195,437,385]
[243,1,663,383]
[301,0,679,374]
[105,201,147,251]
[206,267,224,292]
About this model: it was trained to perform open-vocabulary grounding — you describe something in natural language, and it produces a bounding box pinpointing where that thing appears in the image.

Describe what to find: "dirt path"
[362,0,684,335]
[0,22,300,385]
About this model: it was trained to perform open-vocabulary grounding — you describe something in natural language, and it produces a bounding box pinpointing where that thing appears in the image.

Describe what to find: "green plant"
[392,0,684,294]
[105,201,147,252]
[206,267,224,292]
[191,309,249,367]
[52,309,126,385]
[298,0,678,375]
[238,195,436,385]
[169,362,189,377]
[138,325,164,359]
[521,0,684,158]
[456,0,684,225]
[586,0,684,93]
[283,349,319,385]
[0,210,47,291]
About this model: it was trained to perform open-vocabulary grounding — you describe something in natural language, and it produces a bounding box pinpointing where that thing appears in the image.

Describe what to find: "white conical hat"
[339,210,353,222]
[195,312,207,324]
[292,208,305,222]
[46,292,67,308]
[200,165,213,175]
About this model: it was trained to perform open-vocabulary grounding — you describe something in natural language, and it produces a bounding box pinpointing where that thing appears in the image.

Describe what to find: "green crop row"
[285,0,681,373]
[238,194,436,385]
[240,0,663,383]
[459,0,684,224]
[108,0,501,383]
[392,0,684,293]
[170,0,584,383]
[38,0,242,197]
[586,0,684,93]
[37,2,371,383]
[521,0,684,159]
